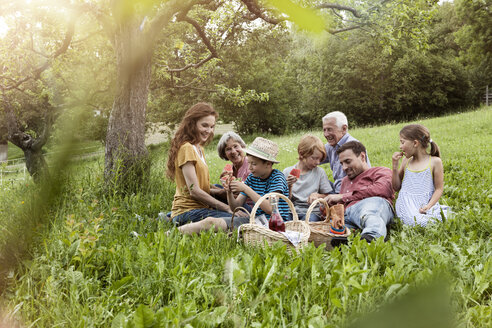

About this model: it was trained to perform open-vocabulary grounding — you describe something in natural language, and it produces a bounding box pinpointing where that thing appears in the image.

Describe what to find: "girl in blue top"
[392,124,449,226]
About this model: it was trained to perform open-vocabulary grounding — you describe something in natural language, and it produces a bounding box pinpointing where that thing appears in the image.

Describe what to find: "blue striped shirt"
[241,169,290,221]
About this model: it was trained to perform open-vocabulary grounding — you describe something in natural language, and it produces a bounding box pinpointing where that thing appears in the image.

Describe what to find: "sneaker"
[331,236,348,248]
[360,233,374,243]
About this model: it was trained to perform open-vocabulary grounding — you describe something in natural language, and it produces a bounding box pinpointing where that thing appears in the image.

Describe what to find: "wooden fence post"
[487,85,489,107]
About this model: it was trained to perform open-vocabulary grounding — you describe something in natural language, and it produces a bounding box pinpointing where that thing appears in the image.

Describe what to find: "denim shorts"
[172,208,232,226]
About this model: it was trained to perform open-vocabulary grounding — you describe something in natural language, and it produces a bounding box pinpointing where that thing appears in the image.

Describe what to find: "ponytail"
[429,140,441,158]
[400,124,440,158]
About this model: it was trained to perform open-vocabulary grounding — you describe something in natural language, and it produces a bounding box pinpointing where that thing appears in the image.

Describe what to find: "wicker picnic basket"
[305,199,351,250]
[239,192,310,252]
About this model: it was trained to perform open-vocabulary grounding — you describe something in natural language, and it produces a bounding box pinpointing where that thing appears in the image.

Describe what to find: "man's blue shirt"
[320,133,371,193]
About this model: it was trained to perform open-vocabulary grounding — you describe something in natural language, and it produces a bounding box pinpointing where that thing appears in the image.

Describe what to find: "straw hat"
[244,137,280,163]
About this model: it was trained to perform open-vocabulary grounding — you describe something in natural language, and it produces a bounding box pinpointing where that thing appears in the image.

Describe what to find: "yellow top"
[171,142,211,218]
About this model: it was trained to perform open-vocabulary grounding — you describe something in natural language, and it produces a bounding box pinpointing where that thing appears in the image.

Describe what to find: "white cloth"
[280,230,303,247]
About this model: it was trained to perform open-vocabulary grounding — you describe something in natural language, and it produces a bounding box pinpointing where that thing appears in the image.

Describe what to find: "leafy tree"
[1,0,441,189]
[455,0,492,103]
[0,1,75,181]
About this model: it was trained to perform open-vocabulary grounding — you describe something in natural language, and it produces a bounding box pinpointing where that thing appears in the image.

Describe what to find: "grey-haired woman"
[210,131,251,200]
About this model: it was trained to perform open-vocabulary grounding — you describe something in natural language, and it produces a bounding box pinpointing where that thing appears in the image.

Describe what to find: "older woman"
[210,131,251,202]
[217,131,250,181]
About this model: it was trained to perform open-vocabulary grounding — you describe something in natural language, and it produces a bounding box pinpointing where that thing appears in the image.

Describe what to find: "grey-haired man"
[320,111,371,193]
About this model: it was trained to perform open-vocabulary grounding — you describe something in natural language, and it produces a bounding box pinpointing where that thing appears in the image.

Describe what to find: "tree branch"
[1,20,76,92]
[167,12,219,73]
[72,2,115,45]
[147,0,195,44]
[174,83,217,92]
[328,25,363,34]
[316,3,362,18]
[240,0,283,24]
[167,53,216,73]
[177,14,218,58]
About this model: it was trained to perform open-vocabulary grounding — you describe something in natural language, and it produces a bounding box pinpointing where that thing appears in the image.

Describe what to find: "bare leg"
[177,217,228,235]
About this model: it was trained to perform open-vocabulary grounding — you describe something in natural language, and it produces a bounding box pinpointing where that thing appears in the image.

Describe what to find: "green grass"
[5,140,102,162]
[0,108,491,327]
[6,142,24,161]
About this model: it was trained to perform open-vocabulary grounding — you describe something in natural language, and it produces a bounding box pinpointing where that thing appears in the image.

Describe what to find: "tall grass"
[0,108,490,327]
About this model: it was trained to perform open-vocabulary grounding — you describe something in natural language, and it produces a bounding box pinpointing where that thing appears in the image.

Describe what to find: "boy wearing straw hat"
[177,137,290,235]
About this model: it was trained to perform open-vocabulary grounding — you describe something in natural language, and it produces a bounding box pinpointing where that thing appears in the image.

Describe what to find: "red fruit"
[224,164,233,172]
[290,168,300,178]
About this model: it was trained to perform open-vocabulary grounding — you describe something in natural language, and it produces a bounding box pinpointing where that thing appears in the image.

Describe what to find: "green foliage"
[266,0,326,33]
[1,109,490,327]
[454,0,492,103]
[287,14,476,127]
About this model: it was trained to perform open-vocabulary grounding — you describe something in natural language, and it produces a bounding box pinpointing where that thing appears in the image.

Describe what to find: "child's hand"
[220,171,232,180]
[286,174,298,187]
[221,173,232,189]
[229,180,245,193]
[307,193,323,204]
[419,205,430,214]
[392,151,404,169]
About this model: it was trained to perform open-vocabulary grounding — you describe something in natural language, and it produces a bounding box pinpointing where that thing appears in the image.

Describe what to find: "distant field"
[0,107,490,327]
[6,140,103,162]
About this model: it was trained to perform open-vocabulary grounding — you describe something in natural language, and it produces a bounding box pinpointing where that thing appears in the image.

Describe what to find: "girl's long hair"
[166,102,218,179]
[400,124,440,158]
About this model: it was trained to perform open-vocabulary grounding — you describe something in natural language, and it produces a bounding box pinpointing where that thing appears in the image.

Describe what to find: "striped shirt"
[241,169,290,220]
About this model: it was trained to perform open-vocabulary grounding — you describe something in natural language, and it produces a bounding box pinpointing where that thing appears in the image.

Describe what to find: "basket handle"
[304,198,330,223]
[230,206,250,232]
[249,192,299,224]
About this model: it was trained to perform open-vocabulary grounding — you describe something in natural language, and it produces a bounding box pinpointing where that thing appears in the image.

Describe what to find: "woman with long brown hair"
[167,102,232,225]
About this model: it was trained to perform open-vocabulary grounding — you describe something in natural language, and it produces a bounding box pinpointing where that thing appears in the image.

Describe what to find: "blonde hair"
[298,134,326,159]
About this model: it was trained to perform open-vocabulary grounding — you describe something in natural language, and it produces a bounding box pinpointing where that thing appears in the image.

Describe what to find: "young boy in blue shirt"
[177,137,290,235]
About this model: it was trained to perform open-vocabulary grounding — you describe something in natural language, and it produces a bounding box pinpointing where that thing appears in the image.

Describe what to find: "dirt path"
[145,123,234,145]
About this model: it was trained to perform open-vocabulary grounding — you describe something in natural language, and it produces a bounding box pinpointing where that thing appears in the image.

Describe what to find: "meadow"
[0,108,490,327]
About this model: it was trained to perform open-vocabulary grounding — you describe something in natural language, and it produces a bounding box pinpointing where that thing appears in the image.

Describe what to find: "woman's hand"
[392,151,403,170]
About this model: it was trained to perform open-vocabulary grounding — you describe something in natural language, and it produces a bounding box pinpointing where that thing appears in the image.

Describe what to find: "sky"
[0,17,7,38]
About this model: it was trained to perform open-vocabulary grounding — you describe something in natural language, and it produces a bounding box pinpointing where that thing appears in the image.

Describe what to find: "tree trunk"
[104,18,152,190]
[23,146,48,183]
[5,109,51,183]
[7,133,49,183]
[0,140,7,162]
